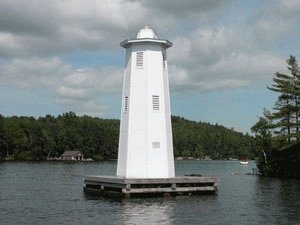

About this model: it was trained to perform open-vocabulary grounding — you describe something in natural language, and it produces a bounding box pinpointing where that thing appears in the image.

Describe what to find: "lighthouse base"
[83,176,219,198]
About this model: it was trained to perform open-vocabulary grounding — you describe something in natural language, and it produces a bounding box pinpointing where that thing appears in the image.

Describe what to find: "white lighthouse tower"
[84,26,219,196]
[117,26,175,178]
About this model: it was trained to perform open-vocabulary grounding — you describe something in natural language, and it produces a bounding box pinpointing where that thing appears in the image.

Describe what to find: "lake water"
[0,160,300,225]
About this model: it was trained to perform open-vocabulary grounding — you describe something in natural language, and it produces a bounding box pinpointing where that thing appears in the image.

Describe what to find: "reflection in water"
[83,193,219,224]
[255,177,300,224]
[118,198,176,224]
[2,161,300,224]
[278,179,300,222]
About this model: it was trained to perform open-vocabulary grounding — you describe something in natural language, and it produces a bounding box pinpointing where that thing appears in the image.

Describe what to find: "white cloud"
[0,57,65,88]
[0,0,147,58]
[168,25,286,93]
[76,101,111,117]
[0,0,241,59]
[55,66,123,102]
[249,0,300,45]
[143,0,233,13]
[0,0,299,119]
[0,57,123,103]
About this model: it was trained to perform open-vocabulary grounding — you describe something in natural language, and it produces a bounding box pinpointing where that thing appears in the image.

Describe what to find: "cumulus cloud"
[55,66,123,102]
[0,0,241,59]
[0,57,123,115]
[0,57,65,88]
[168,25,286,93]
[0,0,298,119]
[249,0,300,45]
[0,0,147,58]
[76,101,111,117]
[141,0,236,21]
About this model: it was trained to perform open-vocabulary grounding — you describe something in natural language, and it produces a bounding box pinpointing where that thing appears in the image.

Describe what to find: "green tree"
[0,115,5,159]
[0,113,256,161]
[266,55,300,148]
[251,114,273,175]
[181,149,191,158]
[3,117,28,159]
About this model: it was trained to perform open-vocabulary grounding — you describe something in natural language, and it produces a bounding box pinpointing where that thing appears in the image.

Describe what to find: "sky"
[1,0,300,134]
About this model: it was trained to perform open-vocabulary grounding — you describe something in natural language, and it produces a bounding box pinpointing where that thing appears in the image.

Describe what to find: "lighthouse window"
[152,95,160,111]
[124,96,128,112]
[136,51,144,68]
[152,142,160,148]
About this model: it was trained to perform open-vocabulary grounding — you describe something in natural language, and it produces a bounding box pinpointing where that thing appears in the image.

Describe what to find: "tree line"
[0,112,256,161]
[251,55,300,178]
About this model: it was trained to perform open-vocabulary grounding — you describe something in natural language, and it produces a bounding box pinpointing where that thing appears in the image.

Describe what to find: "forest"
[0,112,256,161]
[251,55,300,178]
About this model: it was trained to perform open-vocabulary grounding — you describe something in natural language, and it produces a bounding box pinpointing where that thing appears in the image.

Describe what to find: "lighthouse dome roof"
[120,26,172,48]
[137,25,159,39]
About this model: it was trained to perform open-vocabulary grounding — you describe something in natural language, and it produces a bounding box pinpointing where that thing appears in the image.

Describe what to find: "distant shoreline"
[1,158,253,162]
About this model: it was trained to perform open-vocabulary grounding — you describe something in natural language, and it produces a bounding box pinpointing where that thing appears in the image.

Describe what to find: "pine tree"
[267,55,300,147]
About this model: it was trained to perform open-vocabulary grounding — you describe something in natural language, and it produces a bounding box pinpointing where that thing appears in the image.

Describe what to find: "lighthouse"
[83,27,219,197]
[116,26,175,178]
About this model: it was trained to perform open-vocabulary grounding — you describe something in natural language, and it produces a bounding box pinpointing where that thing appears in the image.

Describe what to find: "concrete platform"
[83,176,220,198]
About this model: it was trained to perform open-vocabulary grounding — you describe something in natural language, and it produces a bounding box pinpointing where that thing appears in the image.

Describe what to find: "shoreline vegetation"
[1,158,248,162]
[0,112,256,162]
[2,57,300,179]
[251,55,300,179]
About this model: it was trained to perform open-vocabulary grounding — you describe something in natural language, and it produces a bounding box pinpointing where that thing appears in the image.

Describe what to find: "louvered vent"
[152,142,160,148]
[124,96,128,112]
[162,53,166,70]
[152,95,160,111]
[136,51,144,67]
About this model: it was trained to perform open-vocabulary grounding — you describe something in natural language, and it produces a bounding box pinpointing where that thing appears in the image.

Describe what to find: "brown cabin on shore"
[61,151,84,161]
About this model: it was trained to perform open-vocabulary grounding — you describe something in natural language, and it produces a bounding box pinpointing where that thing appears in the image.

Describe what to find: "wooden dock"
[83,176,220,198]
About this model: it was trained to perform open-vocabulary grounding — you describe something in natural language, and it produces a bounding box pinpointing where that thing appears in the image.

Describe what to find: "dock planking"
[83,176,220,198]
